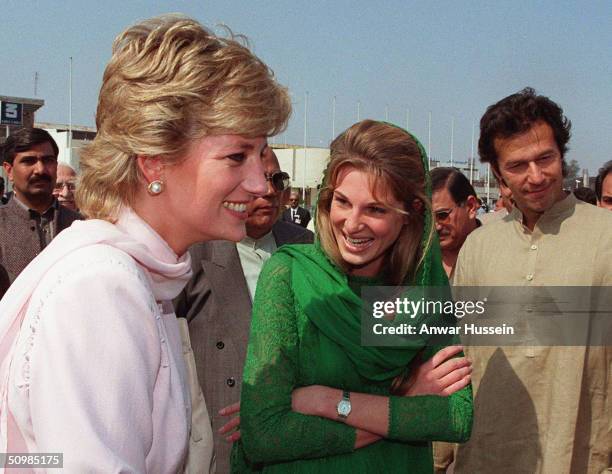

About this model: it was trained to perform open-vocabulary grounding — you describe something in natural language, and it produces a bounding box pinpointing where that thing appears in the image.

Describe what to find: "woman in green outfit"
[233,120,473,473]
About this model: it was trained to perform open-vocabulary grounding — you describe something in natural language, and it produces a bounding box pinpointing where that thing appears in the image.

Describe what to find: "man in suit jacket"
[174,149,313,473]
[281,190,311,228]
[0,128,82,285]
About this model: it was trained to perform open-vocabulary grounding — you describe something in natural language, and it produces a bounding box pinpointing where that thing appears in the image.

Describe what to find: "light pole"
[450,115,454,167]
[331,95,336,141]
[68,57,73,166]
[302,91,308,202]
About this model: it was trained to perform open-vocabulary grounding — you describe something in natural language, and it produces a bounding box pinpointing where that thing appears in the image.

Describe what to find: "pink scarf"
[0,209,192,466]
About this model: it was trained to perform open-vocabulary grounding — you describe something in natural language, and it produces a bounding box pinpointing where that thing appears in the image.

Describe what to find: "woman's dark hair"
[478,87,571,175]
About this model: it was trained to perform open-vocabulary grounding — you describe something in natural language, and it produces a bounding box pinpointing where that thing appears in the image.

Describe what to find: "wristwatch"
[336,390,351,420]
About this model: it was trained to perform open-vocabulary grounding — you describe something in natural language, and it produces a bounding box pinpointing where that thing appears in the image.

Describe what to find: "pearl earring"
[147,180,164,195]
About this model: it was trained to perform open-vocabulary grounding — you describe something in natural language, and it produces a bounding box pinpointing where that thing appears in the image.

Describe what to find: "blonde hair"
[316,120,433,285]
[77,14,291,220]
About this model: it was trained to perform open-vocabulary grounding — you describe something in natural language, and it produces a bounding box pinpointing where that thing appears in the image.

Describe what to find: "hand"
[395,345,472,397]
[218,401,241,443]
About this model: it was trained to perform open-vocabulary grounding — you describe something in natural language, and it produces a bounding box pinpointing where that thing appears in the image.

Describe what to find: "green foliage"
[566,159,580,180]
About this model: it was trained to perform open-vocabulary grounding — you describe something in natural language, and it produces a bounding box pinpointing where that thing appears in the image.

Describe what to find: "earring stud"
[147,180,164,195]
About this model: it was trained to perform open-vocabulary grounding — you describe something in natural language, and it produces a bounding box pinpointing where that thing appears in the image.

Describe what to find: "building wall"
[273,146,330,190]
[43,129,89,171]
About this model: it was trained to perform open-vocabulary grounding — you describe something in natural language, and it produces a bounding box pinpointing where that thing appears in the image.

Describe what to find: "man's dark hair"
[431,167,477,204]
[478,87,571,175]
[594,160,612,201]
[573,187,597,205]
[2,128,59,165]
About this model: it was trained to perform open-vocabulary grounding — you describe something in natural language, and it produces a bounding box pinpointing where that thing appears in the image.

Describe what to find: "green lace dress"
[232,245,472,473]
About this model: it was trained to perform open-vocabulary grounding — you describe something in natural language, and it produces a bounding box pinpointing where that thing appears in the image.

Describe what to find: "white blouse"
[7,209,192,473]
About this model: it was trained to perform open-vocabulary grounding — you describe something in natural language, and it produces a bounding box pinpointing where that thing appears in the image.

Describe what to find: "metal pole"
[427,111,432,168]
[68,57,73,166]
[357,100,361,121]
[470,119,475,184]
[450,116,454,167]
[332,95,336,141]
[406,108,410,131]
[302,92,308,203]
[385,105,389,122]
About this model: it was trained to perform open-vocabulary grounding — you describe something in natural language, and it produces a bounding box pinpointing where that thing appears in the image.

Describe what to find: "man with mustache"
[174,147,314,473]
[0,128,82,285]
[430,167,481,278]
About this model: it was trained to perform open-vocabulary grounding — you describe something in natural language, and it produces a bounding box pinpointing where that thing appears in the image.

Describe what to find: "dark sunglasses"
[266,171,291,192]
[433,203,465,223]
[53,181,76,191]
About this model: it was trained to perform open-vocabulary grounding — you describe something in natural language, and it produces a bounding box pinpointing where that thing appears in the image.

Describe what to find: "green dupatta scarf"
[275,125,448,383]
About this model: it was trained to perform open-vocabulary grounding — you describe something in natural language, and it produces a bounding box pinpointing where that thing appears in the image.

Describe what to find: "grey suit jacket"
[0,198,82,284]
[174,220,313,473]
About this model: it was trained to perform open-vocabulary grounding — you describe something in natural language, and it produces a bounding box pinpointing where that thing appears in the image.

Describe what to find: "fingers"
[225,430,241,443]
[430,345,464,369]
[219,408,241,444]
[433,356,472,380]
[441,374,472,396]
[219,401,240,416]
[218,415,241,434]
[438,362,472,389]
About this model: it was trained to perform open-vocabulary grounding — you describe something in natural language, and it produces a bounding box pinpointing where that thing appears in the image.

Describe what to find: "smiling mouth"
[223,201,247,213]
[526,184,551,197]
[343,234,374,251]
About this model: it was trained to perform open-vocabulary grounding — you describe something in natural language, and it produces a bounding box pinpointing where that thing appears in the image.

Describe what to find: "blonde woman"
[0,15,289,472]
[235,121,472,473]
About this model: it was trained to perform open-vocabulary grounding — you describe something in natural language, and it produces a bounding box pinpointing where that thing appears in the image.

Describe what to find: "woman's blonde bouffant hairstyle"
[316,120,433,286]
[77,14,291,220]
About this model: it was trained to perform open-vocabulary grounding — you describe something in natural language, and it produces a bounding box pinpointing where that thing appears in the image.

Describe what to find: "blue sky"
[1,0,610,174]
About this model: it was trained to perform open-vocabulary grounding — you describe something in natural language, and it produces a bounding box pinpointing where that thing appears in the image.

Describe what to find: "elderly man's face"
[245,149,289,239]
[53,164,77,211]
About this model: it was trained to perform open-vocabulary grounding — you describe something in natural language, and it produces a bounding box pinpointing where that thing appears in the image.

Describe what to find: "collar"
[510,192,577,230]
[13,194,58,218]
[240,230,275,250]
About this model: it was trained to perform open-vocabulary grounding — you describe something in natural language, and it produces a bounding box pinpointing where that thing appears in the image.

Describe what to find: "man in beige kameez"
[449,88,612,474]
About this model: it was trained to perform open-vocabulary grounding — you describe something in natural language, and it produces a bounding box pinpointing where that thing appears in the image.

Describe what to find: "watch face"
[337,400,351,417]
